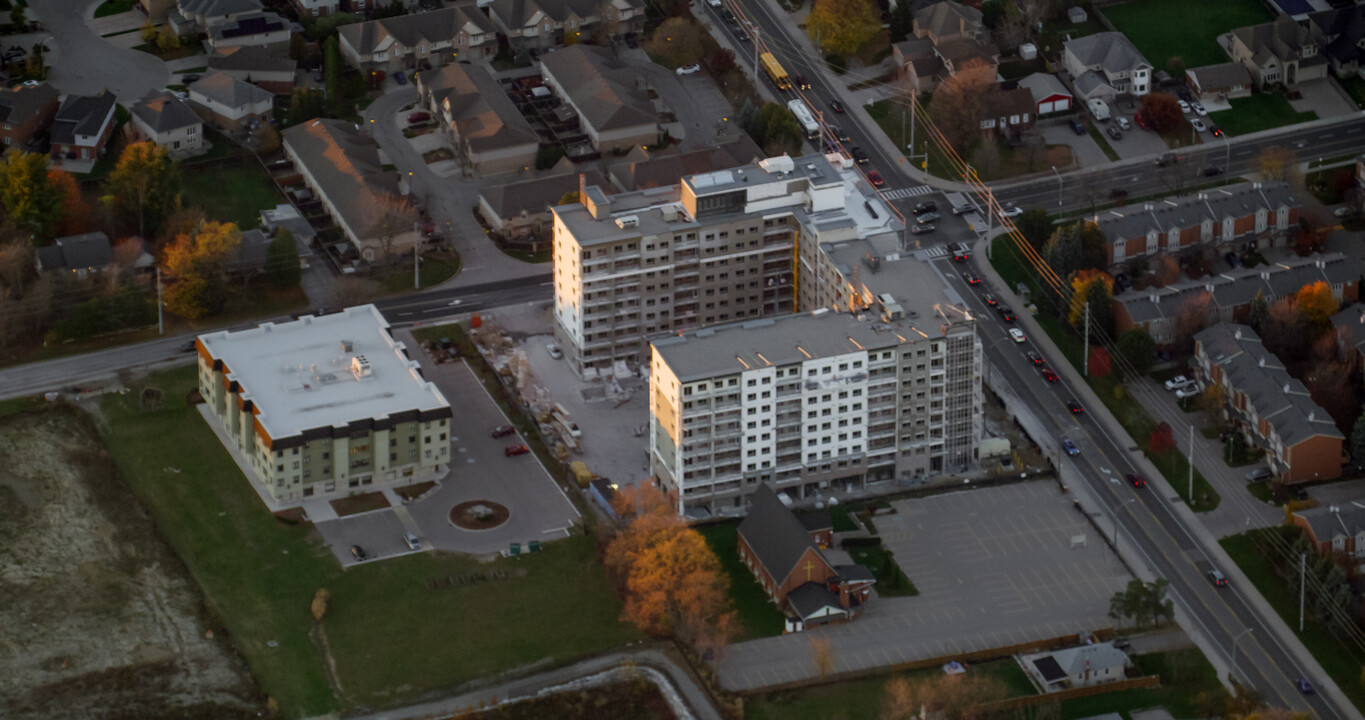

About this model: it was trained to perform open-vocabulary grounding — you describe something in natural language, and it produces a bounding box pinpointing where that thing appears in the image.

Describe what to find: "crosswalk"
[917,246,947,259]
[880,185,934,200]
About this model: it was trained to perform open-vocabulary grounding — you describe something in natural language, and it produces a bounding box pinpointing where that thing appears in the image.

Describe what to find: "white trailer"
[1087,98,1110,122]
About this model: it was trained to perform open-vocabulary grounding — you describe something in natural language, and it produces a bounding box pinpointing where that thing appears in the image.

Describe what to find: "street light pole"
[1110,497,1136,548]
[1051,166,1062,206]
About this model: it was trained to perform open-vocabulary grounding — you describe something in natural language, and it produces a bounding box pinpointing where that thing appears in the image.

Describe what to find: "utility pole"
[156,267,163,335]
[752,28,760,87]
[414,222,422,289]
[1188,424,1195,502]
[985,188,995,260]
[1299,553,1306,632]
[1083,302,1090,376]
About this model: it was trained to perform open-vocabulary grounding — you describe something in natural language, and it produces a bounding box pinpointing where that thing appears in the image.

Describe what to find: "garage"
[1018,72,1073,115]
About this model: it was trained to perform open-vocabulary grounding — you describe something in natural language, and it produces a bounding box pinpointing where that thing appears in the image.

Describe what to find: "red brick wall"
[1284,434,1343,483]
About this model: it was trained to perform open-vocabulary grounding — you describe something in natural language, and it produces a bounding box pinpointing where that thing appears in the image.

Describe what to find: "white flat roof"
[199,304,449,441]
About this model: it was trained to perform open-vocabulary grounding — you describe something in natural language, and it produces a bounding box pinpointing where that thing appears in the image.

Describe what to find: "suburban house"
[487,0,646,51]
[291,0,340,18]
[1113,252,1358,346]
[978,85,1034,137]
[540,45,658,154]
[195,305,451,508]
[49,91,117,165]
[338,4,499,72]
[1097,182,1301,267]
[1017,72,1072,115]
[892,38,947,93]
[476,169,607,237]
[1292,502,1365,560]
[892,1,998,92]
[1063,32,1152,101]
[736,484,874,629]
[188,71,274,131]
[1331,305,1365,372]
[171,0,264,34]
[34,232,113,279]
[1225,15,1329,88]
[128,91,205,157]
[205,10,291,50]
[1194,323,1343,484]
[1023,643,1130,691]
[138,0,178,20]
[207,45,298,95]
[1185,62,1254,100]
[0,81,59,150]
[913,0,987,45]
[417,62,539,175]
[604,135,761,191]
[282,118,422,262]
[1306,6,1365,78]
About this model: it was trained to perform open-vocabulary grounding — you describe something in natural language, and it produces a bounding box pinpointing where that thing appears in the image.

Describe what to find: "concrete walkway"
[342,646,724,720]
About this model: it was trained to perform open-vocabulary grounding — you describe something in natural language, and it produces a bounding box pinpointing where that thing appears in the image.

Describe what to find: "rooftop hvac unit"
[350,355,372,379]
[615,215,639,229]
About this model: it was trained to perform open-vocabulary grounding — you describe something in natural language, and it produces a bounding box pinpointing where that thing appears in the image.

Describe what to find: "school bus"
[760,52,791,90]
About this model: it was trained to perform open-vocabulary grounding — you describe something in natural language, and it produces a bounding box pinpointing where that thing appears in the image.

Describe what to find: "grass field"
[378,252,461,292]
[95,365,641,717]
[94,0,137,16]
[744,658,1036,720]
[1104,0,1272,71]
[846,545,917,597]
[696,522,787,642]
[180,159,284,228]
[1208,94,1318,137]
[1221,531,1365,713]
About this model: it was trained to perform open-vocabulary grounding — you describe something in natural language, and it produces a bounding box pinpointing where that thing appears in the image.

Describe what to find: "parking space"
[1105,117,1175,161]
[716,482,1130,691]
[317,508,413,567]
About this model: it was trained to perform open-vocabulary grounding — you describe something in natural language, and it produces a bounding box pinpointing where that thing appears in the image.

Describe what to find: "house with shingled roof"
[0,81,59,151]
[338,4,498,73]
[1292,501,1365,561]
[418,63,539,176]
[49,91,117,169]
[35,232,113,279]
[282,118,420,263]
[736,484,874,628]
[488,0,645,52]
[540,45,658,154]
[206,10,291,51]
[1226,15,1330,88]
[188,71,274,132]
[207,45,297,95]
[1063,32,1152,100]
[129,91,205,157]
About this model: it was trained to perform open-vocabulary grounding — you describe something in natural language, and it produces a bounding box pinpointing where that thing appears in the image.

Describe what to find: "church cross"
[804,559,815,581]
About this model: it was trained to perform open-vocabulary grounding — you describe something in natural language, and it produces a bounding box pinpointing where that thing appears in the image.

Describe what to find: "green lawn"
[378,252,461,292]
[1086,122,1121,162]
[1104,0,1272,71]
[1340,75,1365,109]
[744,659,1036,720]
[95,365,641,717]
[1059,648,1220,719]
[1208,93,1318,137]
[1221,531,1365,714]
[94,0,136,16]
[180,159,284,228]
[846,545,917,597]
[696,522,787,642]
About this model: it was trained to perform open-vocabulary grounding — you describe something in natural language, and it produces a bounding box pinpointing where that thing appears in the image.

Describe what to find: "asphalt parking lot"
[317,338,581,565]
[715,481,1131,691]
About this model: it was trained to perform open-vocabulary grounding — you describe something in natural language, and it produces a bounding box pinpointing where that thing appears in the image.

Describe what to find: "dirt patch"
[449,500,511,530]
[330,491,391,517]
[393,481,436,501]
[0,407,261,719]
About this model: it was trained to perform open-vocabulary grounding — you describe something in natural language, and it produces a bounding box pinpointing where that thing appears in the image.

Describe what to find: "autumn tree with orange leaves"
[160,220,241,319]
[604,484,736,657]
[47,168,93,238]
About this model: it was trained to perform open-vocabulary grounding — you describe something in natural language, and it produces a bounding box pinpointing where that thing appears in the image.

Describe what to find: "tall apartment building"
[196,305,452,508]
[649,258,982,517]
[552,153,902,376]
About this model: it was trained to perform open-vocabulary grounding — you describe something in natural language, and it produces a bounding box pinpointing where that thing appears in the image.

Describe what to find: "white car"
[1163,375,1189,391]
[1192,102,1207,116]
[1009,328,1026,343]
[404,533,422,551]
[1334,206,1353,218]
[1178,100,1191,114]
[1175,385,1201,399]
[1115,116,1130,130]
[676,63,701,75]
[1191,119,1207,133]
[546,343,564,359]
[999,204,1024,218]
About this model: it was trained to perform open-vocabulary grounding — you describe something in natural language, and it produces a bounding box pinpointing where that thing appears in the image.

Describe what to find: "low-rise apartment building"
[650,290,981,517]
[196,304,451,507]
[1098,182,1300,268]
[540,45,658,154]
[1292,502,1365,561]
[1194,323,1343,484]
[418,62,539,175]
[338,4,498,73]
[551,153,902,377]
[488,0,645,51]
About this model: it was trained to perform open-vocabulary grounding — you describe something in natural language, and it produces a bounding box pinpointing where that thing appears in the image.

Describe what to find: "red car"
[504,444,530,457]
[867,169,885,188]
[1041,368,1059,383]
[491,425,517,438]
[1127,473,1147,488]
[1134,112,1151,130]
[407,111,431,124]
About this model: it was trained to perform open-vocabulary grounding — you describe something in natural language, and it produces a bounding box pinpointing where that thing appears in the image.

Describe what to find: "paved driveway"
[629,51,735,150]
[31,0,170,99]
[715,481,1130,691]
[1039,123,1110,169]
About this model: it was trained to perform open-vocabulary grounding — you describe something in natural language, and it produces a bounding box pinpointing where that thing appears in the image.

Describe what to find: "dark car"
[491,425,517,438]
[793,73,811,90]
[394,71,407,85]
[917,211,940,224]
[407,111,430,124]
[1127,473,1147,488]
[1069,118,1085,135]
[505,444,531,457]
[1027,351,1045,365]
[830,99,845,113]
[181,73,201,83]
[910,223,935,235]
[1202,166,1222,177]
[1067,401,1084,414]
[982,293,998,306]
[350,545,368,561]
[1295,678,1314,694]
[1109,188,1129,202]
[962,272,981,285]
[1106,125,1122,140]
[866,169,885,188]
[851,147,870,164]
[1041,368,1059,383]
[829,125,850,142]
[1178,86,1193,102]
[624,32,639,48]
[1291,485,1309,501]
[997,306,1017,322]
[731,23,749,41]
[1210,125,1224,137]
[1155,153,1179,168]
[913,201,937,215]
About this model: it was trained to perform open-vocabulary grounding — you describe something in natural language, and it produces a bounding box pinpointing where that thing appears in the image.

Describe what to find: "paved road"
[963,246,1359,720]
[30,0,170,100]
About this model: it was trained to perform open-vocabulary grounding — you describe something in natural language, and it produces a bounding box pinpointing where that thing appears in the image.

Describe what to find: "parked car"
[546,343,563,359]
[913,201,937,215]
[1191,118,1207,133]
[407,111,430,124]
[1134,112,1151,130]
[829,99,844,113]
[676,63,701,75]
[404,533,422,551]
[181,73,201,83]
[1291,485,1309,501]
[1127,473,1147,488]
[1335,206,1354,218]
[624,32,639,48]
[910,223,935,235]
[1163,375,1189,391]
[1115,116,1131,130]
[1202,166,1222,177]
[505,444,531,457]
[1009,328,1026,343]
[1178,99,1192,114]
[1062,438,1079,456]
[1245,467,1273,482]
[491,425,517,438]
[866,169,884,187]
[1178,86,1193,102]
[1175,385,1201,399]
[350,545,368,561]
[1192,102,1207,116]
[394,71,407,84]
[1208,570,1228,587]
[1068,118,1085,135]
[1106,125,1122,140]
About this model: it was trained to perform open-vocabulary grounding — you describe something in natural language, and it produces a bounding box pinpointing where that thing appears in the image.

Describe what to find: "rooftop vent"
[341,340,353,353]
[615,215,639,229]
[350,355,372,379]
